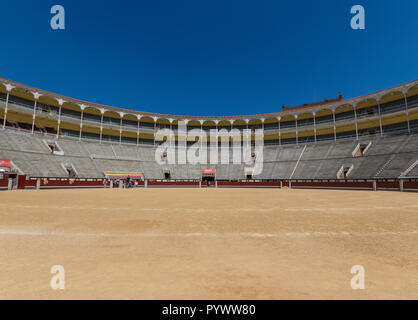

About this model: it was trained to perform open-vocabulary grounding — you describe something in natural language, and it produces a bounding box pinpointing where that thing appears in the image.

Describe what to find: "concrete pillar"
[119,114,123,145]
[332,109,336,142]
[400,179,404,192]
[199,180,202,188]
[145,180,148,188]
[377,101,383,136]
[99,110,104,144]
[153,118,157,147]
[403,93,411,134]
[294,115,298,145]
[79,105,85,142]
[31,99,38,134]
[110,180,113,188]
[2,93,10,129]
[31,93,40,134]
[56,99,64,139]
[354,105,359,140]
[36,178,41,190]
[200,121,204,150]
[169,120,173,148]
[289,180,292,189]
[2,85,14,130]
[373,180,377,191]
[8,178,13,190]
[2,92,10,130]
[280,180,283,188]
[137,116,141,146]
[215,180,218,188]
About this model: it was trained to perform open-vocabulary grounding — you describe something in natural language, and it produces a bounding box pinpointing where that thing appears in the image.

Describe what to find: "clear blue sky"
[0,0,417,116]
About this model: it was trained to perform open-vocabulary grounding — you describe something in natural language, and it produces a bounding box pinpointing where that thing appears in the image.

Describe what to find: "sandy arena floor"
[0,188,416,299]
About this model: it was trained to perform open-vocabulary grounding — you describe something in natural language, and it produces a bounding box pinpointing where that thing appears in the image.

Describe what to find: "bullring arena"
[0,188,417,299]
[0,77,417,299]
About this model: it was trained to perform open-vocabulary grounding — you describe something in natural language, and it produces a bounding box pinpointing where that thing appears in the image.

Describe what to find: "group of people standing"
[107,177,141,188]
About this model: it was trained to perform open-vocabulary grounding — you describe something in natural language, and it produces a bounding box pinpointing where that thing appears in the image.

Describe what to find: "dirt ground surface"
[0,188,416,300]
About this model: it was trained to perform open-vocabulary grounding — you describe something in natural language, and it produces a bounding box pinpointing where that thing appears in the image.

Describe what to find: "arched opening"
[78,106,102,141]
[217,120,231,147]
[57,102,81,138]
[202,120,216,145]
[379,90,409,134]
[248,118,262,131]
[139,115,155,132]
[157,117,170,126]
[121,113,138,144]
[297,112,314,144]
[312,109,333,142]
[278,114,296,144]
[334,103,356,140]
[121,113,139,132]
[264,117,278,129]
[218,119,232,131]
[1,86,37,131]
[232,119,247,130]
[202,120,216,130]
[406,84,418,132]
[173,119,186,146]
[29,95,56,134]
[186,120,202,146]
[101,110,121,143]
[264,117,279,144]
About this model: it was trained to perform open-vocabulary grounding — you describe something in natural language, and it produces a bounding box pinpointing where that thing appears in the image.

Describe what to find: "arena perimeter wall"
[0,176,417,192]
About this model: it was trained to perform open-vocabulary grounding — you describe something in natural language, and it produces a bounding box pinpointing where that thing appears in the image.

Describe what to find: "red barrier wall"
[404,180,418,190]
[25,178,105,189]
[17,175,26,189]
[1,176,416,192]
[376,180,400,190]
[0,177,8,188]
[148,180,200,187]
[290,181,374,189]
[217,181,281,187]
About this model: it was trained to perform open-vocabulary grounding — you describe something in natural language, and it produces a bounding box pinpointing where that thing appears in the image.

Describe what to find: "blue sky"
[0,0,417,116]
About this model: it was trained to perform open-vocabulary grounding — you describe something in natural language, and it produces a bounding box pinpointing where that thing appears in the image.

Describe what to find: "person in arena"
[126,177,131,188]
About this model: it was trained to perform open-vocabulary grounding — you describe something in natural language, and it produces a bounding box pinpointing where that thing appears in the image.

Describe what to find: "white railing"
[402,160,418,177]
